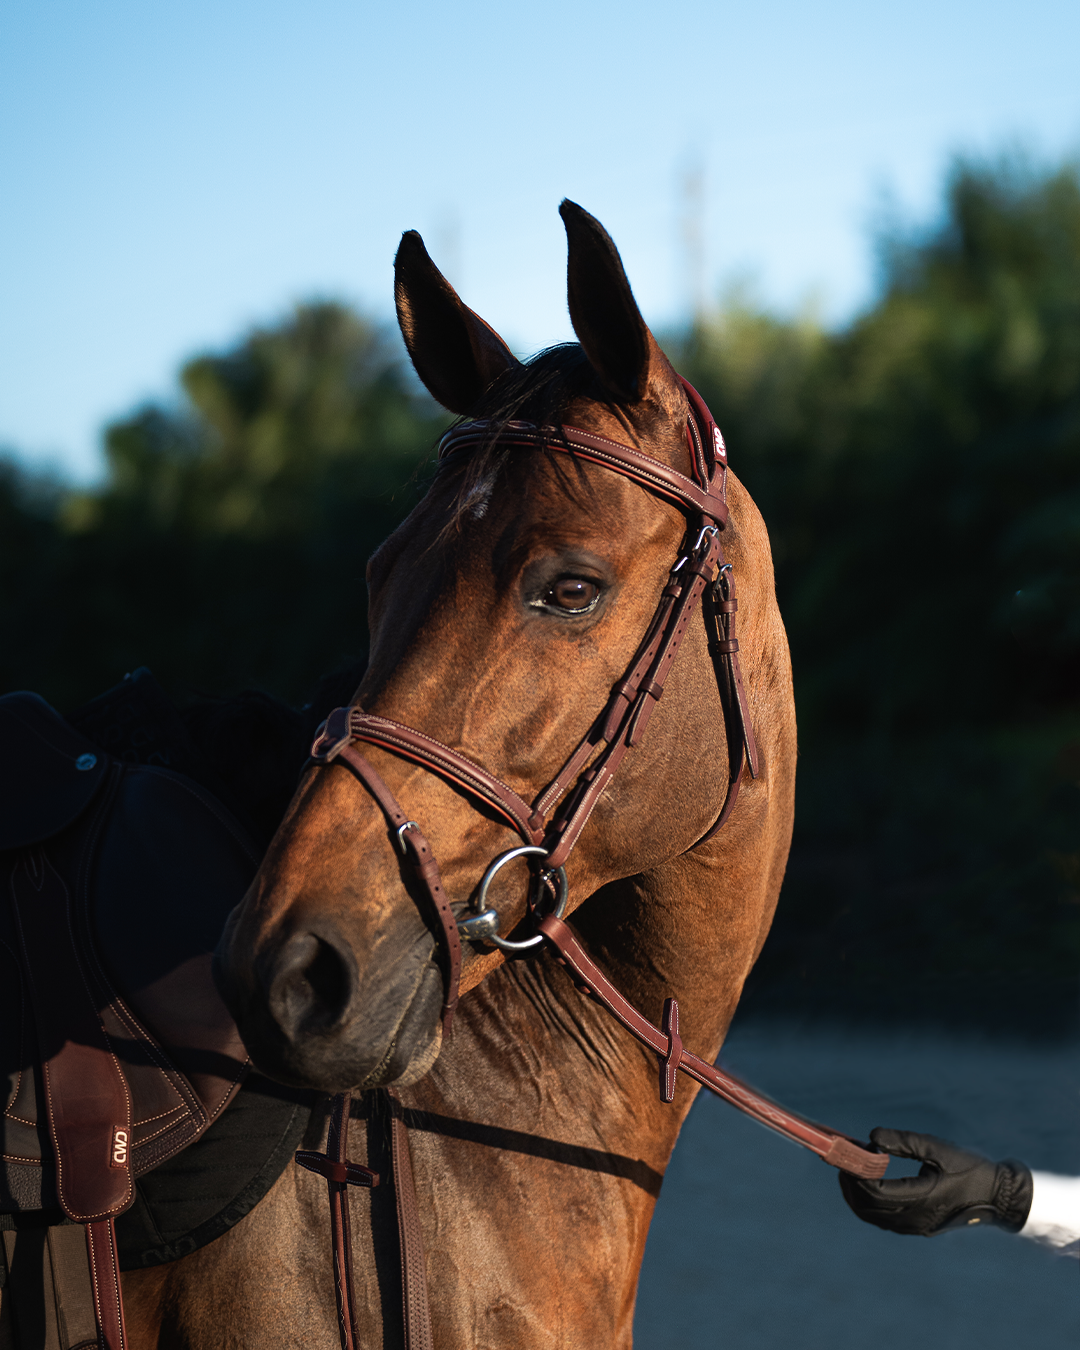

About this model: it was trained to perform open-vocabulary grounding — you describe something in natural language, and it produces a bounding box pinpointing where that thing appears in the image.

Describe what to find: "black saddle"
[0,686,308,1349]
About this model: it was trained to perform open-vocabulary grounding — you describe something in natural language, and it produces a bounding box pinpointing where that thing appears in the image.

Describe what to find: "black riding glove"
[839,1128,1033,1236]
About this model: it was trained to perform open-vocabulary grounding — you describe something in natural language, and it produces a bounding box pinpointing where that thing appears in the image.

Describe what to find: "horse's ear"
[560,200,666,405]
[395,231,521,415]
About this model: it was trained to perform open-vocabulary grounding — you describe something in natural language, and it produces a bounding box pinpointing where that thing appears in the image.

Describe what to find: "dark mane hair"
[469,343,601,425]
[436,343,616,530]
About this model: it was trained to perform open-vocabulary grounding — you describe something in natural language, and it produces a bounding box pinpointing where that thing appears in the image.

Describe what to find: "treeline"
[672,158,1080,1031]
[2,304,446,709]
[3,157,1078,1031]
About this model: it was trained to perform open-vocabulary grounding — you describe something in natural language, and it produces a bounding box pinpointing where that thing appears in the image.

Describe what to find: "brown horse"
[122,202,797,1348]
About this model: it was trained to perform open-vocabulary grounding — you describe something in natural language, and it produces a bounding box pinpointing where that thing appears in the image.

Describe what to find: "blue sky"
[2,0,1079,480]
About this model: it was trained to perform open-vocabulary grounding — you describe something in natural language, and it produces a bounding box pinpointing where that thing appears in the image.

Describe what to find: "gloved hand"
[839,1128,1033,1236]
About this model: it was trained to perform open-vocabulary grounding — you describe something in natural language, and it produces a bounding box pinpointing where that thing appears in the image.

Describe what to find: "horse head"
[215,201,792,1093]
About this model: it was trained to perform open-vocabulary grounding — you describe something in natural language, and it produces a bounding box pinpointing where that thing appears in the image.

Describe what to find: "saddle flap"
[0,693,108,850]
[9,850,134,1223]
[3,751,258,1216]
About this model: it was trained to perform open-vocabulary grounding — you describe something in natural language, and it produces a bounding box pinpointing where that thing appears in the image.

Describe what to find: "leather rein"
[295,377,887,1350]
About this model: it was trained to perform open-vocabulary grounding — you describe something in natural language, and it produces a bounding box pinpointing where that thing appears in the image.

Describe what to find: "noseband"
[309,377,759,1031]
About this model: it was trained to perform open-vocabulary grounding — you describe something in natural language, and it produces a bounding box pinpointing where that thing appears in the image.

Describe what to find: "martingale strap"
[295,1093,374,1350]
[296,1091,434,1350]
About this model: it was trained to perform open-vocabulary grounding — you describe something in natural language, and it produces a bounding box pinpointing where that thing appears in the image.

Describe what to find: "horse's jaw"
[213,902,445,1094]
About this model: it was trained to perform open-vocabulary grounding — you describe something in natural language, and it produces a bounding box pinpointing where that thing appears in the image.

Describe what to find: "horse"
[121,200,799,1348]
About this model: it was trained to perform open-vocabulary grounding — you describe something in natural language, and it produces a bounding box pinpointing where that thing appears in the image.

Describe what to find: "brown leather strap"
[682,374,759,843]
[695,562,762,846]
[84,1220,127,1350]
[538,914,887,1179]
[294,1091,433,1350]
[529,529,714,823]
[659,998,682,1105]
[678,376,728,478]
[294,1093,378,1350]
[386,1091,434,1350]
[311,716,462,1035]
[544,527,723,869]
[318,709,544,844]
[710,563,760,779]
[439,422,730,524]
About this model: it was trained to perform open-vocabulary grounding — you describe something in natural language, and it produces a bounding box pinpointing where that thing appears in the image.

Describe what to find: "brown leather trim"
[387,1091,434,1350]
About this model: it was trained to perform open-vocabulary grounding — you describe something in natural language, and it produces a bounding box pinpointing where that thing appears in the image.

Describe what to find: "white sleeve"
[1018,1172,1080,1257]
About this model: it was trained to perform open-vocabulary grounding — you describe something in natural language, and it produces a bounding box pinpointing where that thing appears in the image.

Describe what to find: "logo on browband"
[713,427,726,461]
[110,1127,129,1167]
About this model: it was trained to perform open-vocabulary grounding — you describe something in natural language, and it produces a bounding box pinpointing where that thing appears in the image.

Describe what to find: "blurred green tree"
[1,304,446,709]
[674,156,1080,1028]
[678,157,1080,735]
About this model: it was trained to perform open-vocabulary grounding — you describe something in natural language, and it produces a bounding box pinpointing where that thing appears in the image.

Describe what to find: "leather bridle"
[308,378,758,1028]
[297,377,887,1350]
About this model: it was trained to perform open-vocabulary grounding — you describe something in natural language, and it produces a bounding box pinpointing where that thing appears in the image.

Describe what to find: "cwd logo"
[110,1127,129,1167]
[713,426,726,460]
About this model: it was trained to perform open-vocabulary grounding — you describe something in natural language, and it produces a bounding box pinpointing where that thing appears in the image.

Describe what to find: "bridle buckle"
[692,524,720,558]
[395,821,421,856]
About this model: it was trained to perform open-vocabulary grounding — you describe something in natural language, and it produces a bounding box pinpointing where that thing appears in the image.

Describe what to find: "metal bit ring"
[457,845,568,952]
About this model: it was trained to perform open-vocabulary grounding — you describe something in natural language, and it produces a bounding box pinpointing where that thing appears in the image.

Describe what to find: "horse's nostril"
[266,931,355,1039]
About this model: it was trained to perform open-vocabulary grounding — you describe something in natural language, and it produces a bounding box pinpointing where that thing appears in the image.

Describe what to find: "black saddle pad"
[115,1071,312,1270]
[0,688,312,1264]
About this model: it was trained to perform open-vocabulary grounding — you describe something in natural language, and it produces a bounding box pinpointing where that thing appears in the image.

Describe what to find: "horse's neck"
[412,950,678,1169]
[570,843,777,1069]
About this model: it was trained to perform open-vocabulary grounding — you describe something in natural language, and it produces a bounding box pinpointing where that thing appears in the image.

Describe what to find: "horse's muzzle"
[213,914,444,1093]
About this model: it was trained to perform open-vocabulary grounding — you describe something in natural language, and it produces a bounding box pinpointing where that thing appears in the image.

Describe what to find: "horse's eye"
[545,578,600,612]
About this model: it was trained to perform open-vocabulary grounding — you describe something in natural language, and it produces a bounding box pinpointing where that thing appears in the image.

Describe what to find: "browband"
[438,414,728,526]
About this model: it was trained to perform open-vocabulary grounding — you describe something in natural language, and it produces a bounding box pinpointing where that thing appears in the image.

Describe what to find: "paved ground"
[635,1023,1079,1349]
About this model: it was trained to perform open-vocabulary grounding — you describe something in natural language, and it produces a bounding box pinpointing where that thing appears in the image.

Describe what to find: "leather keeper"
[295,1151,379,1188]
[311,708,353,762]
